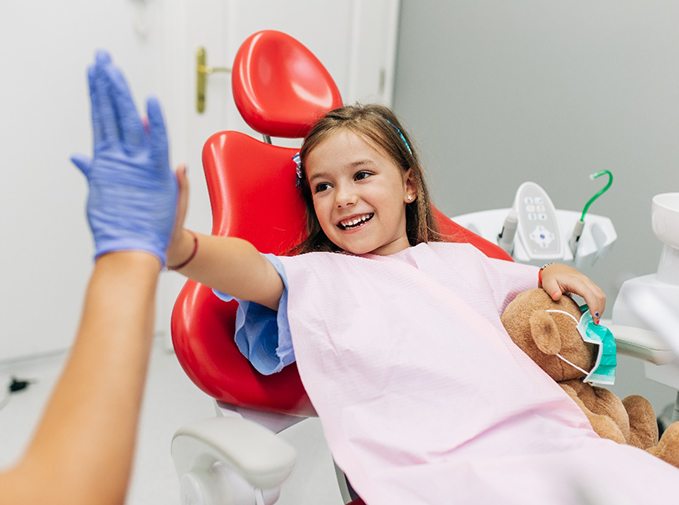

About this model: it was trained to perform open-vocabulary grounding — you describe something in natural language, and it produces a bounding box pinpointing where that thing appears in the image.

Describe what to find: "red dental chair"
[170,30,511,505]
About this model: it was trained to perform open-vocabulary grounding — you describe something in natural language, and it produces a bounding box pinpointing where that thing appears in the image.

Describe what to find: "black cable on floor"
[0,376,34,411]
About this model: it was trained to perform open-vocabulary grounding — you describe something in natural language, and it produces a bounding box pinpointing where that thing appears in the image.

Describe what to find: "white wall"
[0,0,401,361]
[0,0,176,360]
[394,0,679,411]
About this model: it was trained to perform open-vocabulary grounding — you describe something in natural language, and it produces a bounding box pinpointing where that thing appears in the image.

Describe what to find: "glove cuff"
[94,241,167,267]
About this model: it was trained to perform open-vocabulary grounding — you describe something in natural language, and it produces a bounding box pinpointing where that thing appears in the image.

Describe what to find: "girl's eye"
[355,171,372,181]
[314,182,331,193]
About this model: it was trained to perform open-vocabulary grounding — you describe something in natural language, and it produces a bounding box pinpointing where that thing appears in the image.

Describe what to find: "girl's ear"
[403,169,417,202]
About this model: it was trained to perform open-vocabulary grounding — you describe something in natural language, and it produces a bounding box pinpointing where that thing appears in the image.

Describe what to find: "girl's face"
[305,129,416,256]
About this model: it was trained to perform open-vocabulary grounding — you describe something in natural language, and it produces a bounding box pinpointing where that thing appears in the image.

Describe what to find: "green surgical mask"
[545,307,617,386]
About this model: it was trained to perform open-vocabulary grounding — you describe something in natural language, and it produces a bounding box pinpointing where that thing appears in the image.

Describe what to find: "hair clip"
[293,152,303,187]
[384,118,413,156]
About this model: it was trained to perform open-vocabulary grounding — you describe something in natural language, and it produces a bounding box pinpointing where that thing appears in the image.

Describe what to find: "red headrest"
[232,30,343,138]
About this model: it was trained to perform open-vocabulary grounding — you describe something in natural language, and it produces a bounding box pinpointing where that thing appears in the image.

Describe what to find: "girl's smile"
[337,212,374,230]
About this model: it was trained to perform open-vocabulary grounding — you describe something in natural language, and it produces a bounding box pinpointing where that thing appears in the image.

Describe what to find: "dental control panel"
[514,182,561,260]
[452,181,617,267]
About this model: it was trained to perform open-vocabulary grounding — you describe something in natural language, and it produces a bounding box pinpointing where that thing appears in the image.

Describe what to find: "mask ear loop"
[545,309,579,324]
[544,310,590,375]
[554,354,589,375]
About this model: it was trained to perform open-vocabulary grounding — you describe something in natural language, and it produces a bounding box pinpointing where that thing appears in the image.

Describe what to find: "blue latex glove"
[71,51,177,265]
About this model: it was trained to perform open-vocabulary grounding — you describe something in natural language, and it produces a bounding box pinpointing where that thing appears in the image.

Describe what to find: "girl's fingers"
[584,283,606,323]
[540,264,606,323]
[168,165,189,250]
[175,165,189,228]
[540,275,563,301]
[564,279,606,323]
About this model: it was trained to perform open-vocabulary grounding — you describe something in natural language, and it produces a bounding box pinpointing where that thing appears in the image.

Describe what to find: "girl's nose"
[335,187,358,208]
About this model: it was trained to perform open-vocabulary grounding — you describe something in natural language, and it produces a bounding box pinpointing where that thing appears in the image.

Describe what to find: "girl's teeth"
[341,214,372,229]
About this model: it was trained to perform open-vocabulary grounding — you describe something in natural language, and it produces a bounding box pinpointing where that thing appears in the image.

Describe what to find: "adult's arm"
[0,49,178,505]
[0,251,160,505]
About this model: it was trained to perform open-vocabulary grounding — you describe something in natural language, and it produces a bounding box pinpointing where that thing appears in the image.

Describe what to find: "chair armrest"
[172,417,296,490]
[607,322,676,365]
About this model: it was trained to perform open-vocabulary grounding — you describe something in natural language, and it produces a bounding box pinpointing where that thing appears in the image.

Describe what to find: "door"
[157,0,402,342]
[0,0,173,361]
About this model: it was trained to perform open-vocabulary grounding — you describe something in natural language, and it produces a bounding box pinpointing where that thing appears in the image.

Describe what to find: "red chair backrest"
[233,30,343,138]
[172,132,316,415]
[171,30,511,416]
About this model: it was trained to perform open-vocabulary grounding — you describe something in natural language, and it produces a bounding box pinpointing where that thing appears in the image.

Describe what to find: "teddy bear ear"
[528,311,562,355]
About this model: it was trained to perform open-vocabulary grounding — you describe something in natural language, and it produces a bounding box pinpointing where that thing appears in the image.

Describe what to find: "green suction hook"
[580,170,613,222]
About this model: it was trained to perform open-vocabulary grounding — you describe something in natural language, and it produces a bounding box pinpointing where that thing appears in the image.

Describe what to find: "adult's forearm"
[2,252,160,505]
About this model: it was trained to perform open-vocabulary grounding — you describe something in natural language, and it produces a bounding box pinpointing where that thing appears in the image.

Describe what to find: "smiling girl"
[160,104,679,505]
[168,104,604,316]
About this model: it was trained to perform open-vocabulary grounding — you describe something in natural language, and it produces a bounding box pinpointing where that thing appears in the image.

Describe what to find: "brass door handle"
[196,47,231,114]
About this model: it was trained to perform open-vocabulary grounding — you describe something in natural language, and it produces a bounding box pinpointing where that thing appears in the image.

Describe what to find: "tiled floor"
[0,340,344,505]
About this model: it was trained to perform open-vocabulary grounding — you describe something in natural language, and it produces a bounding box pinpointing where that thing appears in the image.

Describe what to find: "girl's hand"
[539,263,606,323]
[166,165,192,266]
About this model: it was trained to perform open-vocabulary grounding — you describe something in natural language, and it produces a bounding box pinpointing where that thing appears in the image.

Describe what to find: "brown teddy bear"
[501,288,679,467]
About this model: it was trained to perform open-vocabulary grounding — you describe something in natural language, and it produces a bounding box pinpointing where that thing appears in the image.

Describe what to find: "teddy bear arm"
[590,387,631,438]
[565,383,631,441]
[622,395,658,449]
[560,383,627,444]
[647,421,679,469]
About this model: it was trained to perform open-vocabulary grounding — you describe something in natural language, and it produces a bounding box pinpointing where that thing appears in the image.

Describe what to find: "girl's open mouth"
[337,213,374,230]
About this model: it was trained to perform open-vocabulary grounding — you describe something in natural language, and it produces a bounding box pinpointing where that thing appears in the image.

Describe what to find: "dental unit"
[455,172,617,267]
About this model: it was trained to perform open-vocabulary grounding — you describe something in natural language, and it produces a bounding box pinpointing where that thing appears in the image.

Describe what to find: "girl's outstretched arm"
[167,168,284,310]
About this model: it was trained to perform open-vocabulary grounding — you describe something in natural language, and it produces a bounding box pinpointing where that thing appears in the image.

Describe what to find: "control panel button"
[529,225,555,248]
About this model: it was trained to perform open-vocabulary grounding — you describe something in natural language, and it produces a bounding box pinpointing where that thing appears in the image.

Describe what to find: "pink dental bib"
[278,243,679,505]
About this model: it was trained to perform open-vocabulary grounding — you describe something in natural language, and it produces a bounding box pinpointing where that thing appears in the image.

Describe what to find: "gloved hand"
[71,50,177,266]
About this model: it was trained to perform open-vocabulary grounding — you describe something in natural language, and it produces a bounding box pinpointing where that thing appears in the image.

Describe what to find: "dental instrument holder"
[453,182,617,267]
[612,193,679,421]
[496,209,518,255]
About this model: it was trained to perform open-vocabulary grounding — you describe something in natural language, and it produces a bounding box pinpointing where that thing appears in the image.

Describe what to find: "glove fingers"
[96,50,112,66]
[92,50,119,145]
[147,97,170,170]
[103,63,145,149]
[70,154,92,176]
[87,66,104,146]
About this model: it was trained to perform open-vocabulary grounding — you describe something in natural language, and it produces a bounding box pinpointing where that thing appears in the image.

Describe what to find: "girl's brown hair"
[292,104,440,254]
